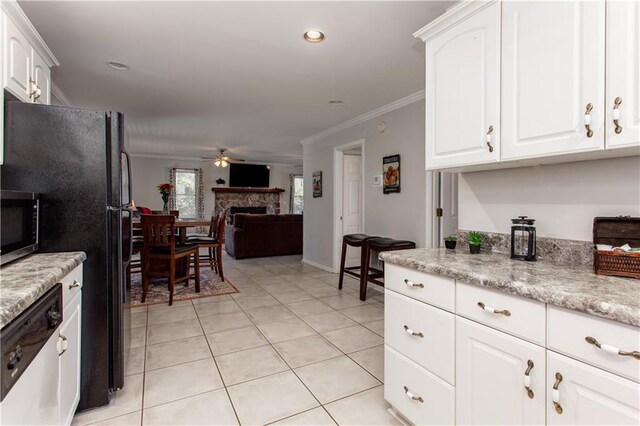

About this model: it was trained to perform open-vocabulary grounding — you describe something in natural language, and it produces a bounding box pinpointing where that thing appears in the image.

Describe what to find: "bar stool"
[338,233,380,291]
[360,237,416,301]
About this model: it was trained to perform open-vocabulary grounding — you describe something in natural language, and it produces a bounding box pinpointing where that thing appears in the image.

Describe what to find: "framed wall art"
[312,171,323,198]
[383,154,400,194]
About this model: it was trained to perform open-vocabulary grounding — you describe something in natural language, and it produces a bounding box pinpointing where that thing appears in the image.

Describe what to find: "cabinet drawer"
[385,264,455,312]
[456,281,545,345]
[385,290,455,384]
[384,346,455,426]
[548,306,640,383]
[60,265,83,309]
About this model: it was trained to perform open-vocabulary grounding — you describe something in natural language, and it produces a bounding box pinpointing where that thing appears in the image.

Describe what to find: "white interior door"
[342,154,362,266]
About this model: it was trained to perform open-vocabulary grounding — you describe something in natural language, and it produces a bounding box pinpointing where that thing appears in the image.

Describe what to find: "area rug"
[127,268,239,307]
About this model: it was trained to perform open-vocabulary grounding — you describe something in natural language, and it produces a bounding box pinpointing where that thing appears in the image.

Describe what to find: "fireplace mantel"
[211,187,285,194]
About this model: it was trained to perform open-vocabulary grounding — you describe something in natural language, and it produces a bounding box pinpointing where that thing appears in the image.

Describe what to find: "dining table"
[132,218,211,243]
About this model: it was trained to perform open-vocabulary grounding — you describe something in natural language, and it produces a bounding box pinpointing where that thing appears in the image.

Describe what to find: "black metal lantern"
[511,216,537,261]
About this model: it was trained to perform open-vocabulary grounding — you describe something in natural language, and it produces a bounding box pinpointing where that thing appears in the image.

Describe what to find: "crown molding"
[129,152,302,168]
[300,90,425,146]
[50,82,72,106]
[2,0,60,68]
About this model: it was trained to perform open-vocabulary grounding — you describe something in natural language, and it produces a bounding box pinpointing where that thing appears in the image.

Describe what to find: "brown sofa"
[224,214,303,259]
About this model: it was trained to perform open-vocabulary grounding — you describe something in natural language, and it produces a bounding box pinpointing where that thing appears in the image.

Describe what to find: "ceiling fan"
[202,149,245,168]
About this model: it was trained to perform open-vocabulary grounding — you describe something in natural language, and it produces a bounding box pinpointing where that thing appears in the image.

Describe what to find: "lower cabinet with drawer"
[384,263,640,426]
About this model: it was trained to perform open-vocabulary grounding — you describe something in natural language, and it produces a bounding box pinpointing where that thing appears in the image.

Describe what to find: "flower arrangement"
[156,183,174,214]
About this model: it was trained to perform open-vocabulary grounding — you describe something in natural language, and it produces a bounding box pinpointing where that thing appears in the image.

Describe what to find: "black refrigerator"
[1,100,132,411]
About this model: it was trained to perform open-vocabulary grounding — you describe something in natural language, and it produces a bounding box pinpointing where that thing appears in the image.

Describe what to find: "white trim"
[333,138,365,273]
[130,152,302,168]
[2,0,59,68]
[300,90,425,146]
[302,258,334,273]
[50,82,72,106]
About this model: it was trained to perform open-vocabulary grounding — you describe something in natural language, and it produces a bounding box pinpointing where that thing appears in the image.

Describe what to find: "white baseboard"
[301,258,335,273]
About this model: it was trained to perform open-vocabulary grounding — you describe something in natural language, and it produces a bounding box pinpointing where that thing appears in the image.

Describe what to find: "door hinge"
[436,208,443,217]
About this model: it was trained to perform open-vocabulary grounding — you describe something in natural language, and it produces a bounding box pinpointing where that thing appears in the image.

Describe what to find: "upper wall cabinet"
[606,0,640,149]
[2,0,58,104]
[418,1,501,170]
[415,0,640,172]
[501,1,605,161]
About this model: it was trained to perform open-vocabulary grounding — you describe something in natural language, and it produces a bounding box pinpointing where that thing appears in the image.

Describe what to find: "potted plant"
[468,231,482,254]
[216,178,226,186]
[444,235,457,250]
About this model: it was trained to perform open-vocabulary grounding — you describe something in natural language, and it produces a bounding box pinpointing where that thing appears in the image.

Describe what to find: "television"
[229,163,270,188]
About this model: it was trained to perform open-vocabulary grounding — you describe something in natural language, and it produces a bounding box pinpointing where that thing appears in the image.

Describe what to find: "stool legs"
[338,239,348,290]
[360,244,373,301]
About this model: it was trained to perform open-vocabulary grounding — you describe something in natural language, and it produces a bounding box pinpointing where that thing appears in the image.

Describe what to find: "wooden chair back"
[208,214,220,238]
[216,211,226,243]
[141,214,176,249]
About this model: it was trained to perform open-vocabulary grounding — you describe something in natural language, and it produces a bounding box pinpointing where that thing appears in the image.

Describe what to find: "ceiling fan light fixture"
[214,159,221,167]
[221,160,229,168]
[304,30,325,43]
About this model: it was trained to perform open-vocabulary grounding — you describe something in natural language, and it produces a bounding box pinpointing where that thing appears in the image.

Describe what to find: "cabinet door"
[547,351,640,425]
[3,14,31,102]
[424,1,500,170]
[58,295,82,425]
[456,317,545,425]
[501,1,605,160]
[32,49,50,105]
[606,0,640,149]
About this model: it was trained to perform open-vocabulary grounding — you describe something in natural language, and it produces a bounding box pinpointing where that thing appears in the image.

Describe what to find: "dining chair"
[140,214,200,305]
[187,211,226,280]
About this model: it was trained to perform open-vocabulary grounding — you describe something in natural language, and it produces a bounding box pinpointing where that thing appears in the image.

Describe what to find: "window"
[291,175,304,214]
[175,169,197,219]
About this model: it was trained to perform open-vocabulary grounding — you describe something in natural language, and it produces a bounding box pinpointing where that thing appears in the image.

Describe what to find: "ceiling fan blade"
[222,156,245,162]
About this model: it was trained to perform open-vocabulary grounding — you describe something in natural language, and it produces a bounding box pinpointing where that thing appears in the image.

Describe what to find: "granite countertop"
[380,248,640,327]
[0,252,86,329]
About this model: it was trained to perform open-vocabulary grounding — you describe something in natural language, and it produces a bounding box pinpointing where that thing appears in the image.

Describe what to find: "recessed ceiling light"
[106,61,130,71]
[329,100,343,104]
[303,30,325,43]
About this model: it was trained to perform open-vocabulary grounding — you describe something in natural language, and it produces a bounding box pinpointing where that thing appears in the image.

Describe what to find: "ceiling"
[20,1,451,164]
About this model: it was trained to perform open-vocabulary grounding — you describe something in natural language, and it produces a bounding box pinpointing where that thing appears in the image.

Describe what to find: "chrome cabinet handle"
[404,325,424,338]
[477,301,511,317]
[585,336,640,360]
[552,372,563,414]
[69,280,82,290]
[523,359,534,399]
[404,279,424,288]
[486,125,494,152]
[403,386,424,403]
[612,97,623,134]
[57,334,68,356]
[584,103,594,138]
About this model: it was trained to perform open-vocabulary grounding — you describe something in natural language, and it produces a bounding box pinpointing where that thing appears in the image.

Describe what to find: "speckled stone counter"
[0,252,86,328]
[380,248,640,327]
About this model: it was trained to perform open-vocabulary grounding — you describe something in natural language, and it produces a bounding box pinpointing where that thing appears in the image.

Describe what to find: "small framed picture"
[383,154,400,194]
[373,174,382,186]
[312,171,322,198]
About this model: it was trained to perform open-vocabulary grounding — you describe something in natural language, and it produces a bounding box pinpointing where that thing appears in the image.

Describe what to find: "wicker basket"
[593,217,640,279]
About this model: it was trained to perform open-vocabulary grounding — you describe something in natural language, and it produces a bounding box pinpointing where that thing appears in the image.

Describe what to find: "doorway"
[433,172,459,247]
[333,139,365,272]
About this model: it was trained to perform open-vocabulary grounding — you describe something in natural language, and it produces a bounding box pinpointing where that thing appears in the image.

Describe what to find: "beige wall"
[302,101,427,270]
[458,156,640,241]
[130,155,301,215]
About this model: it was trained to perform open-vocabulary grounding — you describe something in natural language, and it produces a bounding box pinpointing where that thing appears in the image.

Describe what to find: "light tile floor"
[73,254,401,426]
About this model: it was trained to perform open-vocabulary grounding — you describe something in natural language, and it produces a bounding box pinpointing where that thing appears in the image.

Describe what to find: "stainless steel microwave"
[1,191,39,265]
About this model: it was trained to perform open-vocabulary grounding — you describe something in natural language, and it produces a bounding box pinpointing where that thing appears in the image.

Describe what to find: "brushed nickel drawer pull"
[486,125,494,152]
[57,334,68,356]
[523,359,534,399]
[404,325,424,338]
[69,280,82,290]
[477,302,511,317]
[552,372,563,414]
[585,336,640,360]
[404,279,424,288]
[403,386,424,403]
[613,97,623,134]
[584,103,594,138]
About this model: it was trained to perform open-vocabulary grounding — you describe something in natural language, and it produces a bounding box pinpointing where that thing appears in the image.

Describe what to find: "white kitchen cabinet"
[456,317,546,425]
[605,0,640,149]
[418,0,501,170]
[58,293,82,426]
[546,351,640,425]
[501,1,605,160]
[3,12,31,102]
[32,49,50,105]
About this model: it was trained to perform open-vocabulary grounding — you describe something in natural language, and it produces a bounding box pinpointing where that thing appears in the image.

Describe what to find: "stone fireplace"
[212,187,285,217]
